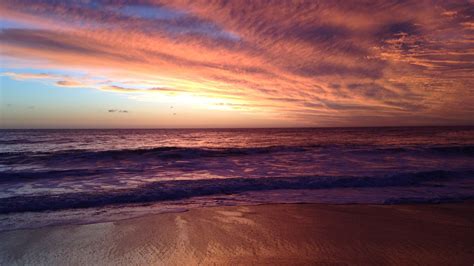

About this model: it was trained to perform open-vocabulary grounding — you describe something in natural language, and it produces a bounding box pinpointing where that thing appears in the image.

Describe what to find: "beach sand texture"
[0,203,473,265]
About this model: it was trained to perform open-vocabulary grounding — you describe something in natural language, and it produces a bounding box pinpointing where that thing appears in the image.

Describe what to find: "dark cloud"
[108,109,129,113]
[347,83,399,99]
[322,101,378,111]
[377,21,420,41]
[290,62,385,79]
[0,29,99,55]
[291,24,351,43]
[328,83,341,89]
[56,80,83,87]
[0,28,139,65]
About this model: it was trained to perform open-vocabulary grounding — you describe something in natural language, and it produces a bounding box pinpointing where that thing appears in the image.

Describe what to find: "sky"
[0,0,473,128]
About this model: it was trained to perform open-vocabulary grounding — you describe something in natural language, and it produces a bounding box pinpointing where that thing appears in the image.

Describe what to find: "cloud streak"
[1,0,473,126]
[108,109,129,113]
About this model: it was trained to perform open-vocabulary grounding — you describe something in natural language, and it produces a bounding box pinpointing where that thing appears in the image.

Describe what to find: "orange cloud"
[55,80,84,87]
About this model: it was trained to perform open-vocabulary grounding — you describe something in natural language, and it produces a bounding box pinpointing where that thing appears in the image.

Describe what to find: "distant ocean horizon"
[0,126,473,231]
[2,125,473,130]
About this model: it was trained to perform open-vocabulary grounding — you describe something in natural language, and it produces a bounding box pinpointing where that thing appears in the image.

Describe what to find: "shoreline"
[1,202,473,265]
[1,197,472,233]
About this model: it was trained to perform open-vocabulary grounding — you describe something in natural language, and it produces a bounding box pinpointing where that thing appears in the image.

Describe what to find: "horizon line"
[1,125,473,130]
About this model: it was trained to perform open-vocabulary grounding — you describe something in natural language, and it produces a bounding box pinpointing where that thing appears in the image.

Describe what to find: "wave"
[0,169,112,182]
[427,146,474,155]
[0,170,472,214]
[0,145,309,165]
[0,138,74,145]
[370,145,474,155]
[0,139,48,145]
[1,144,473,166]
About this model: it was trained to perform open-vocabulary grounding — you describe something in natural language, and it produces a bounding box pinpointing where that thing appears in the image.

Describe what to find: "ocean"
[0,127,473,230]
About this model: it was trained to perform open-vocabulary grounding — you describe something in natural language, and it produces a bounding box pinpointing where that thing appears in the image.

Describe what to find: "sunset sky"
[1,0,473,128]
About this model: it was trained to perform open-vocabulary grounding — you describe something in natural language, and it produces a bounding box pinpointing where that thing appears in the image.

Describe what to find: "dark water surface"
[0,127,473,230]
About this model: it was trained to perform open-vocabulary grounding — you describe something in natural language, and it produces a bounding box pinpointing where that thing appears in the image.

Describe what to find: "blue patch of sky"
[0,19,46,30]
[136,19,240,42]
[114,4,185,20]
[0,75,134,111]
[0,66,158,92]
[109,3,240,41]
[1,2,240,42]
[166,23,240,41]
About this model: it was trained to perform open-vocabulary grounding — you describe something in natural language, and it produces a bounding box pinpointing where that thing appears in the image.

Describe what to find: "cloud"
[0,0,473,125]
[2,71,96,89]
[100,85,181,94]
[56,80,84,87]
[108,109,129,113]
[101,85,141,93]
[3,72,55,80]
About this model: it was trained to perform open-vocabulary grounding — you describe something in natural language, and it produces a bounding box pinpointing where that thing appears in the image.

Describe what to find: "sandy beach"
[0,202,473,265]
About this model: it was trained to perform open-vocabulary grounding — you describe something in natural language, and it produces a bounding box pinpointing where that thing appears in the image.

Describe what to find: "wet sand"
[0,203,473,265]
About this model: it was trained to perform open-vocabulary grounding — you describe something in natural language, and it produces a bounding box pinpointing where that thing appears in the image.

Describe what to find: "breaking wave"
[0,170,472,214]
